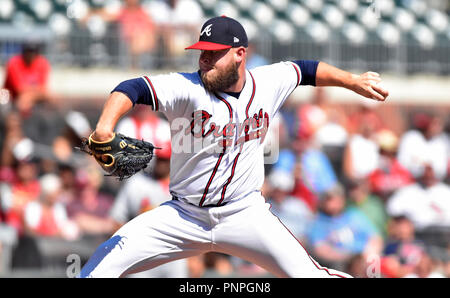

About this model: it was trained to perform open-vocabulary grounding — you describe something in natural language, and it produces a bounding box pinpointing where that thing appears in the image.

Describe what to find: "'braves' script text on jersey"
[141,61,302,207]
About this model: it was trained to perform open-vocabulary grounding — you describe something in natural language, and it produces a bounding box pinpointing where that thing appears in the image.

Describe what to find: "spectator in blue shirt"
[301,148,338,194]
[307,184,383,270]
[293,136,338,195]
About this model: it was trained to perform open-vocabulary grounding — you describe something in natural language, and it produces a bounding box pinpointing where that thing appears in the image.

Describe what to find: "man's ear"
[234,47,247,63]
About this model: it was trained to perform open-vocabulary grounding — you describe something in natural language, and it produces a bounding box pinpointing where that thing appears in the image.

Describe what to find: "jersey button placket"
[208,207,220,248]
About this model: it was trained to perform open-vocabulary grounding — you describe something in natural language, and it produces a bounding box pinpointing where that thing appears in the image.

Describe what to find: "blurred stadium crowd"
[0,0,449,72]
[0,0,449,278]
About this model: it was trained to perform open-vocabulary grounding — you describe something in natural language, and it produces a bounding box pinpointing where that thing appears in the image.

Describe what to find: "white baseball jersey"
[80,62,352,278]
[141,61,301,207]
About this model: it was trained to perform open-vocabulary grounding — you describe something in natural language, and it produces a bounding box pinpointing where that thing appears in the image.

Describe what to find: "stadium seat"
[401,0,428,17]
[231,0,254,11]
[302,0,323,14]
[376,0,395,17]
[392,7,416,32]
[86,14,107,39]
[305,20,330,43]
[336,0,358,15]
[0,0,15,20]
[321,4,345,29]
[249,1,274,27]
[270,18,295,44]
[341,21,367,45]
[376,21,401,46]
[356,6,380,31]
[48,12,72,36]
[267,0,288,12]
[198,0,218,10]
[425,9,448,33]
[286,3,311,28]
[66,0,89,20]
[411,23,436,49]
[30,0,53,21]
[214,1,240,20]
[239,17,259,41]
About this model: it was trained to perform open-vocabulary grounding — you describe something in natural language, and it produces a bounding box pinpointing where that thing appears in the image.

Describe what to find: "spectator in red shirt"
[117,0,156,57]
[292,161,319,212]
[82,0,157,69]
[295,88,330,140]
[2,43,53,116]
[346,103,384,135]
[0,158,41,235]
[369,129,413,201]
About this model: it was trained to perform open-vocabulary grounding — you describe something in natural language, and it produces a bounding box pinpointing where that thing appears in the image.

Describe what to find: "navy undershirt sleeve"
[111,78,153,106]
[292,60,319,86]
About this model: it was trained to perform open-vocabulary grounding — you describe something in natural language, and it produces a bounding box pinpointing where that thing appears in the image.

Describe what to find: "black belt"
[172,196,228,208]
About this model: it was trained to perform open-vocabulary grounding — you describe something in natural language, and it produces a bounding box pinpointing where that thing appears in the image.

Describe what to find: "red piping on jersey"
[272,213,348,278]
[213,92,240,206]
[215,93,233,119]
[245,71,256,118]
[202,73,257,207]
[217,152,240,206]
[143,76,159,111]
[199,152,224,207]
[216,72,256,206]
[199,94,232,207]
[291,63,301,87]
[244,71,256,135]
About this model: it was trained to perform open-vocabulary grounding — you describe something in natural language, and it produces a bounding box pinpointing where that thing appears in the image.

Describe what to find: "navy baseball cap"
[185,16,248,51]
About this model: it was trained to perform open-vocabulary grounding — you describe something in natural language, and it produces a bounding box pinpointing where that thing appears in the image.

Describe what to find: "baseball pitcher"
[79,16,388,278]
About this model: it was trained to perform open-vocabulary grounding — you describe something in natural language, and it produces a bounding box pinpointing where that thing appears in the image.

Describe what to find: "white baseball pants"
[79,192,351,278]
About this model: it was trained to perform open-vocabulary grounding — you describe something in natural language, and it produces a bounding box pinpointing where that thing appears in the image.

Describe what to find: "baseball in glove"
[76,133,159,180]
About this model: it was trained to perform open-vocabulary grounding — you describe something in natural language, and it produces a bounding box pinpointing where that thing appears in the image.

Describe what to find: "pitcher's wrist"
[92,128,114,142]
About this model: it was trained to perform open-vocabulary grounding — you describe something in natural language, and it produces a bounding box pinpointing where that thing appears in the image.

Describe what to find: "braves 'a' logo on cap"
[200,24,213,37]
[185,16,248,50]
